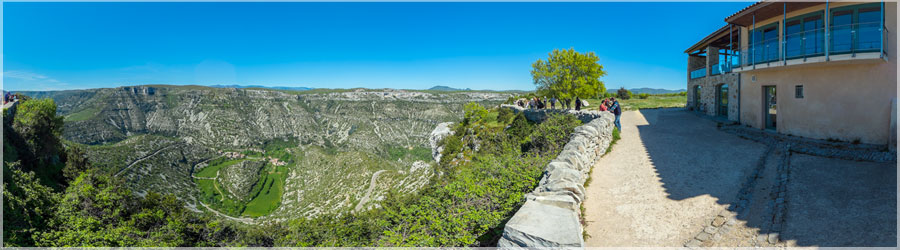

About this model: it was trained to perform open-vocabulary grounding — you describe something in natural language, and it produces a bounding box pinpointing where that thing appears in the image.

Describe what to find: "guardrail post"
[783,2,787,65]
[881,0,885,58]
[825,0,830,61]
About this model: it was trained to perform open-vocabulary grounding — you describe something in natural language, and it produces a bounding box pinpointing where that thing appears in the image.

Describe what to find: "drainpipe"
[730,24,733,71]
[825,0,830,61]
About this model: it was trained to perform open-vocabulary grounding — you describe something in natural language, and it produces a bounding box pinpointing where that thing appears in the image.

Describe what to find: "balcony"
[735,22,888,72]
[690,68,706,79]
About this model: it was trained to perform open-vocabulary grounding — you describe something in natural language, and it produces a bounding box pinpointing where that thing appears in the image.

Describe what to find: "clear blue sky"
[3,2,752,91]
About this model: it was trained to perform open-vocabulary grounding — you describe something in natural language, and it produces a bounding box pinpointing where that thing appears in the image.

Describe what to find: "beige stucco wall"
[738,1,897,145]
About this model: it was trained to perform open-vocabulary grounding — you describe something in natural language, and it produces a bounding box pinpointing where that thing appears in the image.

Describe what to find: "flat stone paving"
[582,108,898,247]
[582,109,767,246]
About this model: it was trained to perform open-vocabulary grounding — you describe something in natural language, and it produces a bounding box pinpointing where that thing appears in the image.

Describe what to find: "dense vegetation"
[3,98,581,247]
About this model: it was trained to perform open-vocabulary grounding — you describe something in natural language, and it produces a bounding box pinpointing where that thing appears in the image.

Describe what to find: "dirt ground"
[581,108,897,247]
[582,109,767,246]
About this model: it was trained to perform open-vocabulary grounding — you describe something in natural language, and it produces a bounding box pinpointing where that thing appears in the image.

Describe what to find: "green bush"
[616,87,631,100]
[638,93,650,99]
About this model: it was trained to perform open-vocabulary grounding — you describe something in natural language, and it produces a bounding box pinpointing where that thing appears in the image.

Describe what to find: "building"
[686,0,897,145]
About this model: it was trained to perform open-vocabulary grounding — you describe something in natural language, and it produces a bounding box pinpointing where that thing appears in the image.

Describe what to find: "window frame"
[784,11,825,59]
[751,22,780,63]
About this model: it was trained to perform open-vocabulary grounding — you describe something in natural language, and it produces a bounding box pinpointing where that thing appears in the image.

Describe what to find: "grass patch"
[195,159,244,178]
[64,107,100,122]
[242,164,289,217]
[584,95,686,111]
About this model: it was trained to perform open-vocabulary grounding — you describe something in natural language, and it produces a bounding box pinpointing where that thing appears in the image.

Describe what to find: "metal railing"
[740,36,781,67]
[830,21,883,54]
[736,22,884,68]
[784,26,826,59]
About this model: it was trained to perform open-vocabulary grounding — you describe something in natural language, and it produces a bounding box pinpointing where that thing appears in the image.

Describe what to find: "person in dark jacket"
[575,97,582,111]
[609,97,622,131]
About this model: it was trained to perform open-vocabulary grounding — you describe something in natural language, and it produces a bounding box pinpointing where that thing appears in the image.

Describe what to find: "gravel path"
[582,109,767,246]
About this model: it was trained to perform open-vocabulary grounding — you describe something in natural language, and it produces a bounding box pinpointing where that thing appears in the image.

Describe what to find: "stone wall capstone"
[497,104,615,247]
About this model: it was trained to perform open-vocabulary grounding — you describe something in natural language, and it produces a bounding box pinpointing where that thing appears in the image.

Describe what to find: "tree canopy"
[531,48,607,100]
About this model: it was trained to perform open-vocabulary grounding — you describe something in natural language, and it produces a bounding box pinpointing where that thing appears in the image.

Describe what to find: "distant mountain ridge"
[428,85,471,91]
[629,88,686,95]
[209,84,313,91]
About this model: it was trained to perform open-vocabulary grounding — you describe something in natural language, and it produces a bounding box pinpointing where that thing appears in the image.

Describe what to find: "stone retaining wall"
[497,104,616,247]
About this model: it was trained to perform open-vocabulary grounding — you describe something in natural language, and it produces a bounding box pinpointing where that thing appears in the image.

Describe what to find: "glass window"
[751,23,779,63]
[804,15,824,55]
[858,7,881,51]
[785,20,803,58]
[763,26,779,61]
[830,4,882,54]
[831,10,853,53]
[795,85,804,99]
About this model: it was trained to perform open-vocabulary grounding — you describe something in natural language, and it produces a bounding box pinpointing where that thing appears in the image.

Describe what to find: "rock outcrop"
[429,122,455,162]
[497,105,616,247]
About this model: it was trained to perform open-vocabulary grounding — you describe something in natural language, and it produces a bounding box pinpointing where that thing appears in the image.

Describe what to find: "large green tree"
[531,48,607,100]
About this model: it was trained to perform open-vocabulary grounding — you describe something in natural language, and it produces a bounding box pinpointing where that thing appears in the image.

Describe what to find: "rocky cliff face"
[36,86,508,151]
[27,85,513,220]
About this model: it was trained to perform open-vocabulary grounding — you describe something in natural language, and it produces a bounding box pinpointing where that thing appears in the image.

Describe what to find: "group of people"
[514,95,622,131]
[516,96,587,110]
[517,96,558,110]
[3,92,16,105]
[598,97,622,131]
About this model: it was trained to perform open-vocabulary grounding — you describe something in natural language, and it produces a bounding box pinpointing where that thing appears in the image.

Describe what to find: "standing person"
[599,98,608,112]
[550,97,557,109]
[610,97,622,131]
[575,97,582,111]
[528,97,536,109]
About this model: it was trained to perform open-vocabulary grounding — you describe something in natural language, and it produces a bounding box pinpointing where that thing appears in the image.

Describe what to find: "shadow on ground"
[635,108,896,247]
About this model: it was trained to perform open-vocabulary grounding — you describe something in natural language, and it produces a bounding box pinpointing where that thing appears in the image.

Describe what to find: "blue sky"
[3,2,751,91]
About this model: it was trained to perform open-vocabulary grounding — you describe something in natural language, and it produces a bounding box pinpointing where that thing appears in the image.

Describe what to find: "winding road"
[199,201,255,224]
[354,170,388,212]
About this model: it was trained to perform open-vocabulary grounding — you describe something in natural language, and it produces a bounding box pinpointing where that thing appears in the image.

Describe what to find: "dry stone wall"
[496,104,615,247]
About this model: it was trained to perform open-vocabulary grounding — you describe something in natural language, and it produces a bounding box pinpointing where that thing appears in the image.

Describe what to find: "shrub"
[463,102,490,125]
[638,93,650,99]
[496,107,515,124]
[616,87,631,100]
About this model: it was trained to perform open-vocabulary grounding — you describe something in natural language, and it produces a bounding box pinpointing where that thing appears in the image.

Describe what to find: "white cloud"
[4,70,50,81]
[3,70,69,91]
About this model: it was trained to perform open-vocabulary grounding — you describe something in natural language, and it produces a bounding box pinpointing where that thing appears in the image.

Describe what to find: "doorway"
[717,84,729,117]
[764,86,776,130]
[693,85,702,112]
